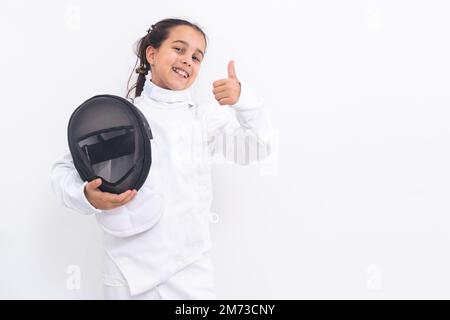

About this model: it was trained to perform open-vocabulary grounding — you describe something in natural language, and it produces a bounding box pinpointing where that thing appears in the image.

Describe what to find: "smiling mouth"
[172,67,189,79]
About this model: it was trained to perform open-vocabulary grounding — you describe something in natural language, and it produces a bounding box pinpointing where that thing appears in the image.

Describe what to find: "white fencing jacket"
[51,79,272,295]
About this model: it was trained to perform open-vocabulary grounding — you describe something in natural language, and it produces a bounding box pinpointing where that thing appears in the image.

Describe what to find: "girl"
[51,18,272,300]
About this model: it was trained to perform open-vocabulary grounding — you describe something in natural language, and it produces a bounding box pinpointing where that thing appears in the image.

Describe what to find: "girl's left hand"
[212,60,241,106]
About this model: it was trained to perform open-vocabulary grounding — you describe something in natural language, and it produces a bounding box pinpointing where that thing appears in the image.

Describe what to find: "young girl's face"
[146,25,206,91]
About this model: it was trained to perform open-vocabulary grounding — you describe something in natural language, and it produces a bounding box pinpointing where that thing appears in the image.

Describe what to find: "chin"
[172,82,191,91]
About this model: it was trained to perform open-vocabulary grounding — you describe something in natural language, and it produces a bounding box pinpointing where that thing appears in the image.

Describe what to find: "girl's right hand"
[84,178,137,210]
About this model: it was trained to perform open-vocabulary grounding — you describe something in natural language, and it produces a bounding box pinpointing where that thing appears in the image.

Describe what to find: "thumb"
[227,60,238,79]
[86,178,102,191]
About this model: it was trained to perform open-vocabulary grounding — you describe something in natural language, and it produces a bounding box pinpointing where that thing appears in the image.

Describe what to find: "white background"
[1,0,450,299]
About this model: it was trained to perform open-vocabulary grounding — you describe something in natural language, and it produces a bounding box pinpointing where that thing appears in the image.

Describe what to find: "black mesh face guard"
[68,95,152,194]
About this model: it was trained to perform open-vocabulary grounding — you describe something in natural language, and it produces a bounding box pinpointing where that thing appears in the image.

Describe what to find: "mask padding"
[79,128,135,165]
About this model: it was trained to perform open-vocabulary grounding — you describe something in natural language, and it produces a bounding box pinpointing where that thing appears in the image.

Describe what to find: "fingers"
[227,60,237,79]
[213,80,239,101]
[212,87,230,104]
[213,80,239,103]
[122,189,137,204]
[113,189,137,207]
[104,190,137,209]
[86,178,102,191]
[218,98,235,106]
[214,91,230,101]
[212,83,230,94]
[212,79,228,88]
[213,61,238,86]
[213,60,238,86]
[98,189,138,209]
[106,190,135,204]
[85,178,138,210]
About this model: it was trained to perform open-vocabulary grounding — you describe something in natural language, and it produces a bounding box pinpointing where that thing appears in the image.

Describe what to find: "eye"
[174,47,201,62]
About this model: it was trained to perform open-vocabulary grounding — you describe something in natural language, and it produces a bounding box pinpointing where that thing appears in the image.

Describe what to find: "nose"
[182,57,192,67]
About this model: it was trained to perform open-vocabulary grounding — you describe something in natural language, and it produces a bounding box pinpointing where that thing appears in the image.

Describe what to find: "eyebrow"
[171,40,205,58]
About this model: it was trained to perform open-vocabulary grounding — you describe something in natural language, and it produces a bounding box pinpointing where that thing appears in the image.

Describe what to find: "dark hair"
[126,18,208,100]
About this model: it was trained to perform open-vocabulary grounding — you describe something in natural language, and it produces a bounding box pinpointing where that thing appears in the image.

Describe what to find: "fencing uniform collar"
[144,79,193,104]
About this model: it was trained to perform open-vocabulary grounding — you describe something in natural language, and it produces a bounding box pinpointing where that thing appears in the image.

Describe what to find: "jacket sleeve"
[50,150,164,238]
[50,150,102,215]
[203,82,273,165]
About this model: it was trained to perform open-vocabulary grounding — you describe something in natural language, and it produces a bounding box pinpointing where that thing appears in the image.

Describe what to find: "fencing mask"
[68,94,152,194]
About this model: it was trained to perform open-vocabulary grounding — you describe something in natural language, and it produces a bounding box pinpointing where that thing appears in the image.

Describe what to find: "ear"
[145,46,156,66]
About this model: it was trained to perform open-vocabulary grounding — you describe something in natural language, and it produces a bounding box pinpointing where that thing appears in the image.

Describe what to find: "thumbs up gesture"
[212,60,241,106]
